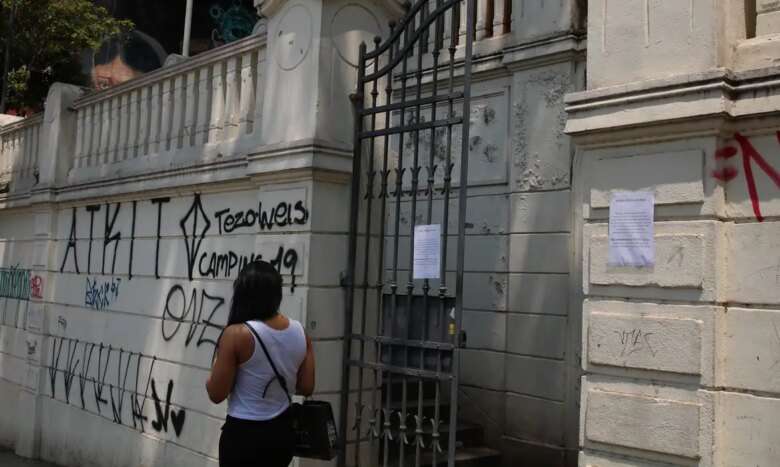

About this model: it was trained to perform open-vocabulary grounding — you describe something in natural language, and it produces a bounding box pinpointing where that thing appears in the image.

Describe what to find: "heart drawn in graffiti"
[171,409,186,437]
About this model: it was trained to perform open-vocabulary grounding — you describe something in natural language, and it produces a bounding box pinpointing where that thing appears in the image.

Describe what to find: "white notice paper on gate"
[413,224,441,279]
[608,191,655,267]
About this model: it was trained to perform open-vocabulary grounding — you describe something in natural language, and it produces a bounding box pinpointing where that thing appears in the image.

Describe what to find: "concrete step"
[418,447,502,467]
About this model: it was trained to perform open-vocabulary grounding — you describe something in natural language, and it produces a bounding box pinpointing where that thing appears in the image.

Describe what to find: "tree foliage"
[0,0,133,114]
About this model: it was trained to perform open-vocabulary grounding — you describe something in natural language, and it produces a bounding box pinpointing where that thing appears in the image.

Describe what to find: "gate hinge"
[458,330,467,348]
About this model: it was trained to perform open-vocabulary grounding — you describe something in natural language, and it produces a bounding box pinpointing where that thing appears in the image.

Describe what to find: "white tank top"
[227,319,307,421]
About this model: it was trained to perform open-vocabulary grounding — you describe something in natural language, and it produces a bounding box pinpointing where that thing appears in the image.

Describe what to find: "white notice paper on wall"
[608,191,655,267]
[413,224,441,279]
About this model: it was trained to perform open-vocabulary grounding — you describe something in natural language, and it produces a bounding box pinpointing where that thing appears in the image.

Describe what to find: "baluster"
[171,74,186,150]
[503,0,511,34]
[184,70,197,148]
[117,93,130,159]
[208,61,225,143]
[109,96,121,162]
[238,51,256,135]
[223,56,240,140]
[127,89,140,159]
[195,67,211,146]
[149,82,162,154]
[137,87,150,157]
[99,100,111,164]
[0,135,5,179]
[485,0,496,38]
[90,104,101,167]
[12,129,20,177]
[160,79,174,152]
[1,135,7,179]
[75,108,86,168]
[3,134,10,179]
[20,127,29,177]
[253,48,265,136]
[82,106,94,168]
[31,124,40,176]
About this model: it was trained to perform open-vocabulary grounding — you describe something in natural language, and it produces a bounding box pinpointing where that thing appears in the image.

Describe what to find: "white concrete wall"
[0,183,348,466]
[569,1,780,459]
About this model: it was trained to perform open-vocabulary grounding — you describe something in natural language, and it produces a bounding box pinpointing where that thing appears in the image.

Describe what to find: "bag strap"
[244,322,293,404]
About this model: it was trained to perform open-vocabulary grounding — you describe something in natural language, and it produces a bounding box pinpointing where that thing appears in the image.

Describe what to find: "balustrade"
[0,115,43,194]
[71,34,265,172]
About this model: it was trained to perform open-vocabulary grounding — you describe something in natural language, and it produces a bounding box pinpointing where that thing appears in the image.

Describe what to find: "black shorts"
[219,411,295,467]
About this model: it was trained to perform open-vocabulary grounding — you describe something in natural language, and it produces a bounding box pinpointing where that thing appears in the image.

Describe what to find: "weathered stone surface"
[587,0,719,88]
[585,221,724,301]
[589,150,704,209]
[510,190,571,233]
[505,393,564,445]
[461,349,506,392]
[588,312,701,375]
[512,63,574,192]
[507,314,566,359]
[716,392,780,466]
[586,301,712,378]
[584,390,700,459]
[509,233,570,273]
[512,0,581,41]
[505,355,566,401]
[726,222,780,305]
[718,307,780,394]
[463,310,507,352]
[507,273,569,315]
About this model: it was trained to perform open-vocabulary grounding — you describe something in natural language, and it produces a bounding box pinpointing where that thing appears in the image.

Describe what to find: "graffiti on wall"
[59,193,307,290]
[0,266,31,300]
[27,190,312,443]
[30,275,44,300]
[714,132,780,222]
[47,335,186,437]
[84,277,122,311]
[161,284,225,350]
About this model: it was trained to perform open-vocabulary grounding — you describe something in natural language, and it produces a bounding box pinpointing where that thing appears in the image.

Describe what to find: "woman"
[207,260,315,467]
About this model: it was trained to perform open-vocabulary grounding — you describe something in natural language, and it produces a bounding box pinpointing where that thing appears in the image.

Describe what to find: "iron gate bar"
[359,116,463,139]
[350,33,383,467]
[340,0,475,465]
[449,1,475,465]
[349,360,454,381]
[358,92,464,117]
[351,334,456,352]
[363,0,460,82]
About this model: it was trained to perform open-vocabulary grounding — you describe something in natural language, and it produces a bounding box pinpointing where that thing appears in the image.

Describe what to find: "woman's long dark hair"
[227,260,282,325]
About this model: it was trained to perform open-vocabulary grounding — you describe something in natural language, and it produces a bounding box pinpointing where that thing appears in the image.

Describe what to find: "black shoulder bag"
[245,324,339,460]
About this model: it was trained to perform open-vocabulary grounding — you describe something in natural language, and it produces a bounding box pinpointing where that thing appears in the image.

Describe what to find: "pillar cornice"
[255,0,406,20]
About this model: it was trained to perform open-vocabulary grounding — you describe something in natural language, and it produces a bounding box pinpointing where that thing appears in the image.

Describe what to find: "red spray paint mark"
[712,166,739,182]
[732,132,780,222]
[715,146,738,160]
[30,275,43,300]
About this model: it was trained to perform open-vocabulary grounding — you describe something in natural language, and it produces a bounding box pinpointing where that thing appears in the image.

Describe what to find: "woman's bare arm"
[296,334,315,397]
[206,325,242,403]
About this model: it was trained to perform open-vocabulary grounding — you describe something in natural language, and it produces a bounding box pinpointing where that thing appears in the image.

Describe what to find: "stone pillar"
[11,83,79,460]
[585,0,747,87]
[250,1,402,465]
[36,84,82,193]
[568,2,780,467]
[757,0,780,35]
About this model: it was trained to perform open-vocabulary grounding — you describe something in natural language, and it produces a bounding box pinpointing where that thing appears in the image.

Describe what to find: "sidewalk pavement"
[0,449,62,467]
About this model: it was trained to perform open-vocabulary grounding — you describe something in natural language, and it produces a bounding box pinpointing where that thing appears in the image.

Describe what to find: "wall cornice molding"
[565,67,780,146]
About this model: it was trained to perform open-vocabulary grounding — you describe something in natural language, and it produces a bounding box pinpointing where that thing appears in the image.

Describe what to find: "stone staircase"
[379,381,501,467]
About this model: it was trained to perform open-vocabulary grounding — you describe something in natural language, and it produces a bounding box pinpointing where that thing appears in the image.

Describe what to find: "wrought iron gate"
[340,0,475,466]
